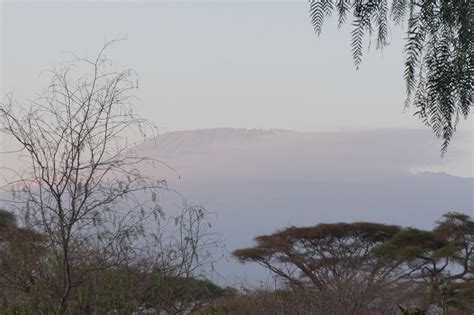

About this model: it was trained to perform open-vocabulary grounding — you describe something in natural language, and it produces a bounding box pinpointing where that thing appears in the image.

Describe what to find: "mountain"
[135,128,473,284]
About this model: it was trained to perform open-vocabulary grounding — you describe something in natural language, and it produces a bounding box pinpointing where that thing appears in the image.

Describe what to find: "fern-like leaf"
[308,0,473,153]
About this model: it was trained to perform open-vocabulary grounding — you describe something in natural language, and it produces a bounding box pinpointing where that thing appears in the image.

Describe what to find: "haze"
[1,0,473,285]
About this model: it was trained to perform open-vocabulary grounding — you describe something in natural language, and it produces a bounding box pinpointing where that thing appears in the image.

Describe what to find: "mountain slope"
[135,128,473,284]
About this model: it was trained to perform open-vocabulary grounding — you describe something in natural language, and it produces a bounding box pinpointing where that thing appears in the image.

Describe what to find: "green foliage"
[235,212,473,313]
[0,209,16,235]
[146,274,226,312]
[0,209,223,314]
[0,209,14,223]
[233,222,410,312]
[373,228,443,260]
[309,0,473,153]
[0,210,54,313]
[197,289,319,315]
[234,221,401,263]
[451,281,474,310]
[374,212,473,265]
[398,305,426,315]
[374,212,474,311]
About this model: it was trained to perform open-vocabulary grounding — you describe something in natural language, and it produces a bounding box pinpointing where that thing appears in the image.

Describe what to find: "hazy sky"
[0,1,473,284]
[2,1,472,132]
[1,0,472,174]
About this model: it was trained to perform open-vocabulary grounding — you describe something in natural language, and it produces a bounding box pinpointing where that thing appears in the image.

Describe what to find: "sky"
[0,1,472,284]
[0,0,472,174]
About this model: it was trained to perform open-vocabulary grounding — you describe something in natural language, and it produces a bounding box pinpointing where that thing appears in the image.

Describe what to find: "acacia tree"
[374,212,474,311]
[233,222,417,312]
[308,0,473,152]
[0,41,166,313]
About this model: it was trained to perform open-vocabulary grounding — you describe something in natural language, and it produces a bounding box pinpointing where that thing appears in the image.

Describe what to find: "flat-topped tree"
[374,212,473,310]
[233,222,413,311]
[375,212,473,281]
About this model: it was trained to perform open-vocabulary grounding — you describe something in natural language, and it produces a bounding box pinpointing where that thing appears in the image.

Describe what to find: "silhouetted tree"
[0,40,166,313]
[374,212,474,311]
[0,40,222,314]
[234,213,473,313]
[233,222,415,312]
[0,210,48,310]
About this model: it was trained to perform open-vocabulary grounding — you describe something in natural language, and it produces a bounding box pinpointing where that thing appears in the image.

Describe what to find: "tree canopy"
[308,0,473,153]
[374,212,473,281]
[374,212,473,310]
[233,222,419,312]
[233,222,403,287]
[234,212,474,312]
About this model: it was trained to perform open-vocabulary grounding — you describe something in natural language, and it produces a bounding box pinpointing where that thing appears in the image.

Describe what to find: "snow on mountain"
[133,128,473,284]
[138,127,293,156]
[136,127,467,181]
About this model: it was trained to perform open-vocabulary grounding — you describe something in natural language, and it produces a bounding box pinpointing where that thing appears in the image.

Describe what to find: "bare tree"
[144,202,223,314]
[0,202,223,314]
[0,40,166,313]
[51,202,223,314]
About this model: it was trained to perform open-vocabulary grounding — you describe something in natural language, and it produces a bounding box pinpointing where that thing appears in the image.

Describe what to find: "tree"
[233,213,473,312]
[0,40,166,313]
[0,209,48,311]
[308,0,473,153]
[374,212,474,311]
[67,203,222,314]
[0,204,221,313]
[233,222,417,312]
[138,203,222,314]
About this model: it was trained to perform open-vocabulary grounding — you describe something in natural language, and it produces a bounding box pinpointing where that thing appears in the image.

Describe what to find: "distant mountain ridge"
[139,128,294,156]
[137,127,471,181]
[134,128,472,284]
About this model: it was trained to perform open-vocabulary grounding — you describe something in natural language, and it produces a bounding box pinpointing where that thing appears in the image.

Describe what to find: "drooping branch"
[308,0,473,153]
